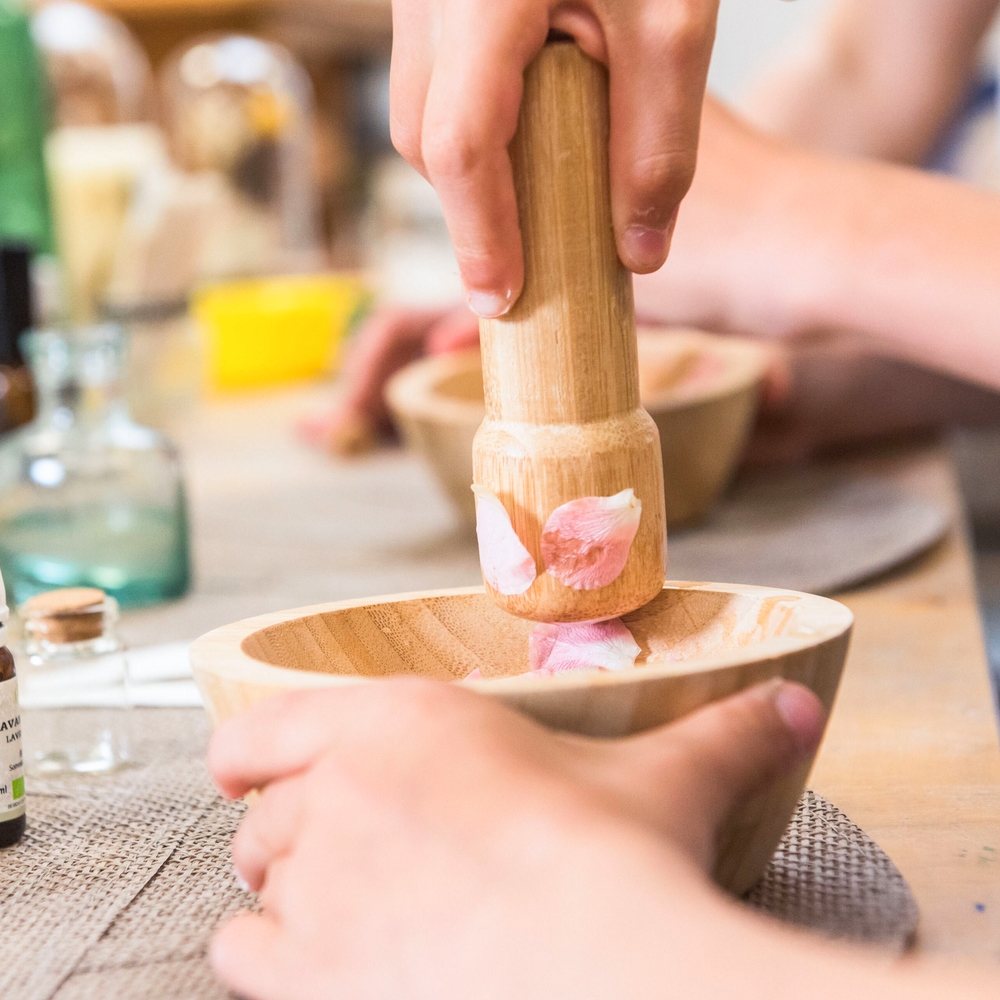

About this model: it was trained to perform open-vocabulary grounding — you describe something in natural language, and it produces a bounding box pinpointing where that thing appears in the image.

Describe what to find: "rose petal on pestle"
[528,619,641,675]
[472,485,537,595]
[540,489,642,590]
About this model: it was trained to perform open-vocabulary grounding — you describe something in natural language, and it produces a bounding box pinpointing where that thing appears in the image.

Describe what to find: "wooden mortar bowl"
[386,329,769,531]
[192,581,851,895]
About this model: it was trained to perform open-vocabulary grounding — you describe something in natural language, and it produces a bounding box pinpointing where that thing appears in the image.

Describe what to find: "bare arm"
[742,0,1000,164]
[635,99,1000,391]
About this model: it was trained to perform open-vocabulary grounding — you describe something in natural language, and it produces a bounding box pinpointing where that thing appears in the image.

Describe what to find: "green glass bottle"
[0,0,54,255]
[0,324,191,608]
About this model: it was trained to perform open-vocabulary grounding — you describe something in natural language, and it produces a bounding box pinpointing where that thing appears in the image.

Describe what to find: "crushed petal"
[540,489,642,590]
[464,668,483,681]
[528,619,641,676]
[472,485,537,595]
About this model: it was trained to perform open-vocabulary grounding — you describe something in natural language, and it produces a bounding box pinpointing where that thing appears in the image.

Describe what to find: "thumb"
[594,680,826,870]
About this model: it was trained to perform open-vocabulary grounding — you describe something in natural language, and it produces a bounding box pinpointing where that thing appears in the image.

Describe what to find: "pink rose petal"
[540,489,642,590]
[465,668,483,681]
[472,485,537,595]
[528,619,641,676]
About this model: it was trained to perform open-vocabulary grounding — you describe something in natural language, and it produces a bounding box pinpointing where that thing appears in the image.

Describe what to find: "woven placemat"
[1,710,918,1000]
[668,467,949,595]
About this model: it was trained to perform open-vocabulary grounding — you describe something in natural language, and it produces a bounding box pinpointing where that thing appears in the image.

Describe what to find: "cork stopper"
[22,587,108,644]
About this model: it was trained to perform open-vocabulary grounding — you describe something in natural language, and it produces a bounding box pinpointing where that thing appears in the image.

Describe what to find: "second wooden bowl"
[192,581,851,895]
[385,328,769,530]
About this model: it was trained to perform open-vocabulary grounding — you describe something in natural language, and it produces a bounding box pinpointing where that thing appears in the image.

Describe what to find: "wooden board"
[810,444,1000,960]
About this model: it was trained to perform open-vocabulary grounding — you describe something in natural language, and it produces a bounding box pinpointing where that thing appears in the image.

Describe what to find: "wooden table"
[126,387,1000,962]
[811,445,1000,961]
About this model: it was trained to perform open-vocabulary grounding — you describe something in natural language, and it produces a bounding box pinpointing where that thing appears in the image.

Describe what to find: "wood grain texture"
[388,330,767,531]
[473,43,666,622]
[810,445,1000,959]
[191,580,852,895]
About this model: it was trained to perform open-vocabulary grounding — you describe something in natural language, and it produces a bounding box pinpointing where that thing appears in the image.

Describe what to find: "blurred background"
[1,0,998,702]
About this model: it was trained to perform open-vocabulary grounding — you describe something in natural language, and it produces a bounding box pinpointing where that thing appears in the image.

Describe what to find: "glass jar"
[109,300,204,430]
[0,323,190,608]
[18,586,129,774]
[30,0,153,128]
[160,34,322,280]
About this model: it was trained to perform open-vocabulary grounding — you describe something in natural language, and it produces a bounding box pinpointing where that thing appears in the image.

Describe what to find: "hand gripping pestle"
[472,38,667,624]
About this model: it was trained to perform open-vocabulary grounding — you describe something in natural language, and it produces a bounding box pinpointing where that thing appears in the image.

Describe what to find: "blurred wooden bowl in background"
[386,328,769,531]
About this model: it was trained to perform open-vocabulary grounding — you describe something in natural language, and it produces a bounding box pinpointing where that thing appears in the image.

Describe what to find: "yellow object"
[193,274,367,390]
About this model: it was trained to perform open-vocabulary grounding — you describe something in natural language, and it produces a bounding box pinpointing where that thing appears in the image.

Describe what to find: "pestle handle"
[472,39,665,623]
[479,40,639,426]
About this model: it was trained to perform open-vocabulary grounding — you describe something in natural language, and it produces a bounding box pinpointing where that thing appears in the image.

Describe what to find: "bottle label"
[0,676,25,821]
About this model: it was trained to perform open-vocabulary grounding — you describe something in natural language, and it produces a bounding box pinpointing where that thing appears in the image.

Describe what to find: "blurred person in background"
[304,0,1000,462]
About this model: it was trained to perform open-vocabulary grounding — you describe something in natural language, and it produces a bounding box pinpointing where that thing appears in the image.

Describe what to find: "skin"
[208,681,996,999]
[743,0,1000,165]
[306,98,1000,458]
[638,98,1000,393]
[389,0,722,317]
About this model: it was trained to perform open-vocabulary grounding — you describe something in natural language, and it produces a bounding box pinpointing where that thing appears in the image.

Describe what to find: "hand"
[299,305,478,455]
[633,97,820,341]
[390,0,721,318]
[747,336,1000,467]
[208,678,825,999]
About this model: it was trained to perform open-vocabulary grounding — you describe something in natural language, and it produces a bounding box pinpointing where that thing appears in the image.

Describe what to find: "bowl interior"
[436,365,484,404]
[237,584,851,689]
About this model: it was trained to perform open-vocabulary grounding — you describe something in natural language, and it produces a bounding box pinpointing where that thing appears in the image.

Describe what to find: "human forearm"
[797,155,1000,390]
[635,101,1000,392]
[742,0,999,163]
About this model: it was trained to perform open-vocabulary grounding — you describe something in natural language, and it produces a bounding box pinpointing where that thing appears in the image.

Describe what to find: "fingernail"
[622,224,669,272]
[769,680,826,756]
[233,866,250,893]
[467,289,512,319]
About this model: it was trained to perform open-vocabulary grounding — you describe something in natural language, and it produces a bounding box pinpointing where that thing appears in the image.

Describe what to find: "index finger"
[207,678,479,798]
[420,2,549,317]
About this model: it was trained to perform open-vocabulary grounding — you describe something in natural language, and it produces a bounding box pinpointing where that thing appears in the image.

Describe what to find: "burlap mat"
[1,710,918,999]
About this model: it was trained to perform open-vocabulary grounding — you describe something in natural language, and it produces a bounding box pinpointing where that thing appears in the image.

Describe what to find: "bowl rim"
[384,329,771,426]
[190,581,853,696]
[636,327,770,411]
[385,348,485,423]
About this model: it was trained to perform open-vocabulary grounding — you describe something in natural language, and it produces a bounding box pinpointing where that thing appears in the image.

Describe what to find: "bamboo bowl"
[385,329,769,530]
[192,581,851,895]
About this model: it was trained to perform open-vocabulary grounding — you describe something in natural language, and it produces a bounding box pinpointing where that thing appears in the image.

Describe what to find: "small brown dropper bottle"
[0,569,25,847]
[0,243,36,434]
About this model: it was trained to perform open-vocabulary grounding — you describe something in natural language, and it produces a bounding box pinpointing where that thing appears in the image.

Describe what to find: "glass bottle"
[160,34,322,280]
[0,323,190,608]
[31,0,153,128]
[0,242,36,434]
[0,0,54,254]
[18,586,129,774]
[0,569,25,846]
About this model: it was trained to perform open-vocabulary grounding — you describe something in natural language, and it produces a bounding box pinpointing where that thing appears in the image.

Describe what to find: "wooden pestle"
[473,39,667,623]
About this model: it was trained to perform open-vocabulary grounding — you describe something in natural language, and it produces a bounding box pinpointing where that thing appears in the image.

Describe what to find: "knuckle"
[382,676,462,725]
[629,149,695,210]
[389,113,422,168]
[259,856,290,912]
[421,123,484,182]
[656,2,716,65]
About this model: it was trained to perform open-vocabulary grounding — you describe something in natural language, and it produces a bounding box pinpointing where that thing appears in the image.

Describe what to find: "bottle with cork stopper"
[0,568,26,847]
[18,587,130,774]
